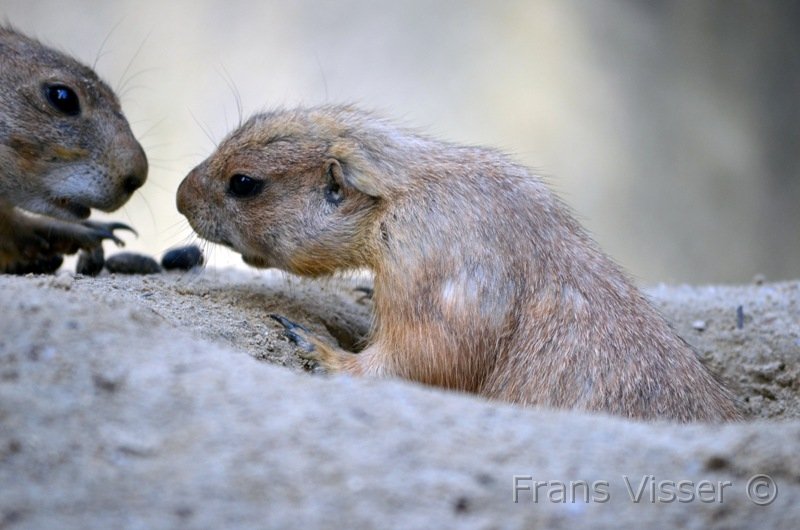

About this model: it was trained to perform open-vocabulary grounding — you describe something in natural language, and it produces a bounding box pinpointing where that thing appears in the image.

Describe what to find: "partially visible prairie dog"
[0,25,147,273]
[177,105,741,422]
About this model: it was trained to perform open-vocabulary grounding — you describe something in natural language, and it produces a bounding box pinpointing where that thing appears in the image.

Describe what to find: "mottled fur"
[178,105,741,422]
[0,26,147,272]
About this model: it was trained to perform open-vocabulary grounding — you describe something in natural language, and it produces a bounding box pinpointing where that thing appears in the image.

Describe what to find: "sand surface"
[1,269,798,528]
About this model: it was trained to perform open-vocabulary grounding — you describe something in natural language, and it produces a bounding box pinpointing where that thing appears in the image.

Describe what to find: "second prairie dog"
[178,105,741,422]
[0,25,147,273]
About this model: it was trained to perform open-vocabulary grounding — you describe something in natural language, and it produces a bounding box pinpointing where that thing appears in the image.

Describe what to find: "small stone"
[105,252,162,275]
[161,245,204,271]
[76,246,105,276]
[8,255,63,275]
[691,320,707,331]
[753,274,766,285]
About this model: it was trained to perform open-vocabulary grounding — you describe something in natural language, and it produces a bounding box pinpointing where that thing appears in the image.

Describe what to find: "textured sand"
[1,269,798,528]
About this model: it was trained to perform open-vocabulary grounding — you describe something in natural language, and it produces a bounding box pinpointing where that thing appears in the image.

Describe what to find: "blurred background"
[2,0,798,283]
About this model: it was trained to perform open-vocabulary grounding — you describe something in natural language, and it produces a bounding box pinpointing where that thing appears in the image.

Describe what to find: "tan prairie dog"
[177,105,741,422]
[0,25,147,273]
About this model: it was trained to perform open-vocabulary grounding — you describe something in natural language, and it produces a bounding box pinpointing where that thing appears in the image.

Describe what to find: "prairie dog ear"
[325,158,346,187]
[328,143,393,198]
[323,159,345,205]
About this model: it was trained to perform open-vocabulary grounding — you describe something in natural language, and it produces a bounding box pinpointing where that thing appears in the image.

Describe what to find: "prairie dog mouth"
[54,197,91,219]
[242,254,271,268]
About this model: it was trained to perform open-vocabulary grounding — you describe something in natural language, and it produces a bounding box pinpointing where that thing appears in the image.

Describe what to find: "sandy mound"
[1,270,798,528]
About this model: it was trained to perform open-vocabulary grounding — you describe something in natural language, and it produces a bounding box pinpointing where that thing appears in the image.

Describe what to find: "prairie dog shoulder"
[178,105,741,422]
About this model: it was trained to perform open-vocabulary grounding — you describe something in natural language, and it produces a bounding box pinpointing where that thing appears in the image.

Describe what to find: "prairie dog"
[0,25,147,273]
[177,105,740,422]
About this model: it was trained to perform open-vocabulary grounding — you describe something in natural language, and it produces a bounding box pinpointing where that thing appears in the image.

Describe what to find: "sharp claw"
[97,230,124,247]
[269,313,291,328]
[104,222,138,237]
[82,221,138,246]
[287,331,316,353]
[269,314,309,333]
[269,314,315,352]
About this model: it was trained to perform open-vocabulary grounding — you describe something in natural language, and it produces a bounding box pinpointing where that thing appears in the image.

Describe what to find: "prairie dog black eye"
[44,84,81,116]
[228,174,264,198]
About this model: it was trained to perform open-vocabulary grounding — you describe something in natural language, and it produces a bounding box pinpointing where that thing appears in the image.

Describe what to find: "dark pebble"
[76,246,105,276]
[161,245,204,271]
[5,255,63,275]
[105,252,162,275]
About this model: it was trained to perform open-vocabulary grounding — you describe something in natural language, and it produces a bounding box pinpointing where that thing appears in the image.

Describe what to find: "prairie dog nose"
[117,140,148,196]
[176,168,198,216]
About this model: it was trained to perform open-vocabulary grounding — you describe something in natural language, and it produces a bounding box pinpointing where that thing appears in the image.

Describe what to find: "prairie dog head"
[0,26,147,220]
[178,106,399,276]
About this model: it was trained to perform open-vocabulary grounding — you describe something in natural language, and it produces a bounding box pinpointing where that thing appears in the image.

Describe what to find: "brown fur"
[178,105,741,422]
[0,25,147,272]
